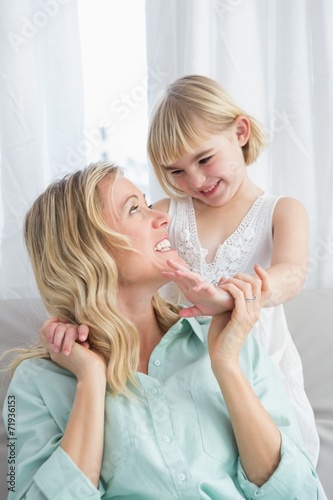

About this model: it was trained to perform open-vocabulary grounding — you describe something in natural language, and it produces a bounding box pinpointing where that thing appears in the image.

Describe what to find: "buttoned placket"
[137,320,201,499]
[137,374,200,500]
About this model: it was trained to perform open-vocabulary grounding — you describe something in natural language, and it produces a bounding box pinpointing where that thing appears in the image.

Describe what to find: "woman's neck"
[117,287,165,373]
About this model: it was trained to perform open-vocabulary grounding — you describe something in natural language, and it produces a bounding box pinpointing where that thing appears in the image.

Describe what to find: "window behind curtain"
[78,0,150,197]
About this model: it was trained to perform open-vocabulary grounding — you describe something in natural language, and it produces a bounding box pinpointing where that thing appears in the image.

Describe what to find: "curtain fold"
[0,0,85,299]
[145,0,333,288]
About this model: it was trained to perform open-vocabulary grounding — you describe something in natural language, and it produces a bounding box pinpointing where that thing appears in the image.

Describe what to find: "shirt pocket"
[190,390,238,468]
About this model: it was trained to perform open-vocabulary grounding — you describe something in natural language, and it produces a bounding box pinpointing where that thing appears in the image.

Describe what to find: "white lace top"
[161,193,320,465]
[168,192,277,283]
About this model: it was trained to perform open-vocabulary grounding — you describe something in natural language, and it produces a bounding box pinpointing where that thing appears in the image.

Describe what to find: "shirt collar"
[171,315,210,343]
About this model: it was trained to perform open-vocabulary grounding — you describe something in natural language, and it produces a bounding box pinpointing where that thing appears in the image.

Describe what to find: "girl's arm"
[262,196,309,306]
[153,196,308,308]
[40,330,106,488]
[225,198,308,308]
[39,318,90,355]
[162,259,235,316]
[162,260,270,318]
[151,197,170,212]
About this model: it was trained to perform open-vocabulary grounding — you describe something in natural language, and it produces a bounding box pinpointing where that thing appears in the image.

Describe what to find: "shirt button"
[154,359,161,367]
[178,472,186,482]
[151,388,158,396]
[162,435,170,444]
[177,323,182,330]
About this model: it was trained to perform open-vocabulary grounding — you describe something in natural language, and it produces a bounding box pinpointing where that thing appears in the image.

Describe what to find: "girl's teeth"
[154,240,171,252]
[202,183,217,193]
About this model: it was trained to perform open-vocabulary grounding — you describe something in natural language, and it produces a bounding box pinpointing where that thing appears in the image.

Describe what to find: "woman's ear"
[234,115,251,146]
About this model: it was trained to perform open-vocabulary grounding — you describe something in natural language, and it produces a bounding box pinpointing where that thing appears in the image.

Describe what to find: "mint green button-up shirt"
[3,316,319,499]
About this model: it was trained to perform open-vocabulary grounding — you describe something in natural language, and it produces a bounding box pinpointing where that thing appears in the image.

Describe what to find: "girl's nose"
[188,171,206,189]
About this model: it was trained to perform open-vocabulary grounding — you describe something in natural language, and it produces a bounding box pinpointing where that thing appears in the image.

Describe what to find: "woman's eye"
[129,205,139,215]
[199,155,213,165]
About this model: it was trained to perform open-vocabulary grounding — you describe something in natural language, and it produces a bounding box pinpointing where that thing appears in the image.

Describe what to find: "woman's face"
[98,175,181,286]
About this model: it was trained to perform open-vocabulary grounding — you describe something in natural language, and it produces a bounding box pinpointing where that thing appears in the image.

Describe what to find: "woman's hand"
[39,318,90,356]
[208,269,263,366]
[224,263,272,308]
[162,259,234,316]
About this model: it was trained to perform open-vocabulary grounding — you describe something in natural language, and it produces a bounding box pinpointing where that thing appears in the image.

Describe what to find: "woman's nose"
[152,210,170,227]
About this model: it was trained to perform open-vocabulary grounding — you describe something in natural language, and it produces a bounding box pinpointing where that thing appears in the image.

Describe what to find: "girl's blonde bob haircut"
[147,74,268,198]
[6,162,180,397]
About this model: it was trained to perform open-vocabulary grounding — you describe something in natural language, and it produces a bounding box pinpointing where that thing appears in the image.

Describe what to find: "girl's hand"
[208,270,263,366]
[162,259,234,316]
[39,321,105,381]
[39,317,90,356]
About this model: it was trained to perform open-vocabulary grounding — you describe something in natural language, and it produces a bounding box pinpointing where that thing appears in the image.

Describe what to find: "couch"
[0,291,332,498]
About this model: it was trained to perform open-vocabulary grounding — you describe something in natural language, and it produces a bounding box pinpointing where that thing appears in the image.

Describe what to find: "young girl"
[147,74,320,465]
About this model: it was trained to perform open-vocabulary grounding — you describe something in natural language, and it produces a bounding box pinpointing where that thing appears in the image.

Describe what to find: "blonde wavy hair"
[5,162,180,397]
[147,74,268,198]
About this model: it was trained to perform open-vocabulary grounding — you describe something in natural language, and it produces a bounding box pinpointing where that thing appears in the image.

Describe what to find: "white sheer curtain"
[145,0,333,289]
[0,0,85,299]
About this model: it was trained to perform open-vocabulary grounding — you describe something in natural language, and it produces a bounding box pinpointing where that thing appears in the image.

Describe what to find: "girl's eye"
[199,155,213,165]
[129,205,139,215]
[170,169,183,176]
[148,204,153,209]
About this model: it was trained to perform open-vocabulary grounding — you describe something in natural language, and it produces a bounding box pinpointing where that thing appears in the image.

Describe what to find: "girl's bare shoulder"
[273,196,308,222]
[152,198,171,213]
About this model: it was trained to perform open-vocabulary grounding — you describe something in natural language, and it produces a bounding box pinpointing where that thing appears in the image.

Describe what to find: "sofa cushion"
[284,289,333,498]
[0,299,47,498]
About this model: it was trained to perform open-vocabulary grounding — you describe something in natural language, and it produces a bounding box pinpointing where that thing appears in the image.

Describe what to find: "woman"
[3,162,318,499]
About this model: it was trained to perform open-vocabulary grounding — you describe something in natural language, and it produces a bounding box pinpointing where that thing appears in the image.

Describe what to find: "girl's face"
[98,175,181,287]
[164,116,250,207]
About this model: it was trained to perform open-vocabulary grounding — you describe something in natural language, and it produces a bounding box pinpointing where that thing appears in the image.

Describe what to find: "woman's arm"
[163,262,283,484]
[207,275,281,486]
[164,260,282,484]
